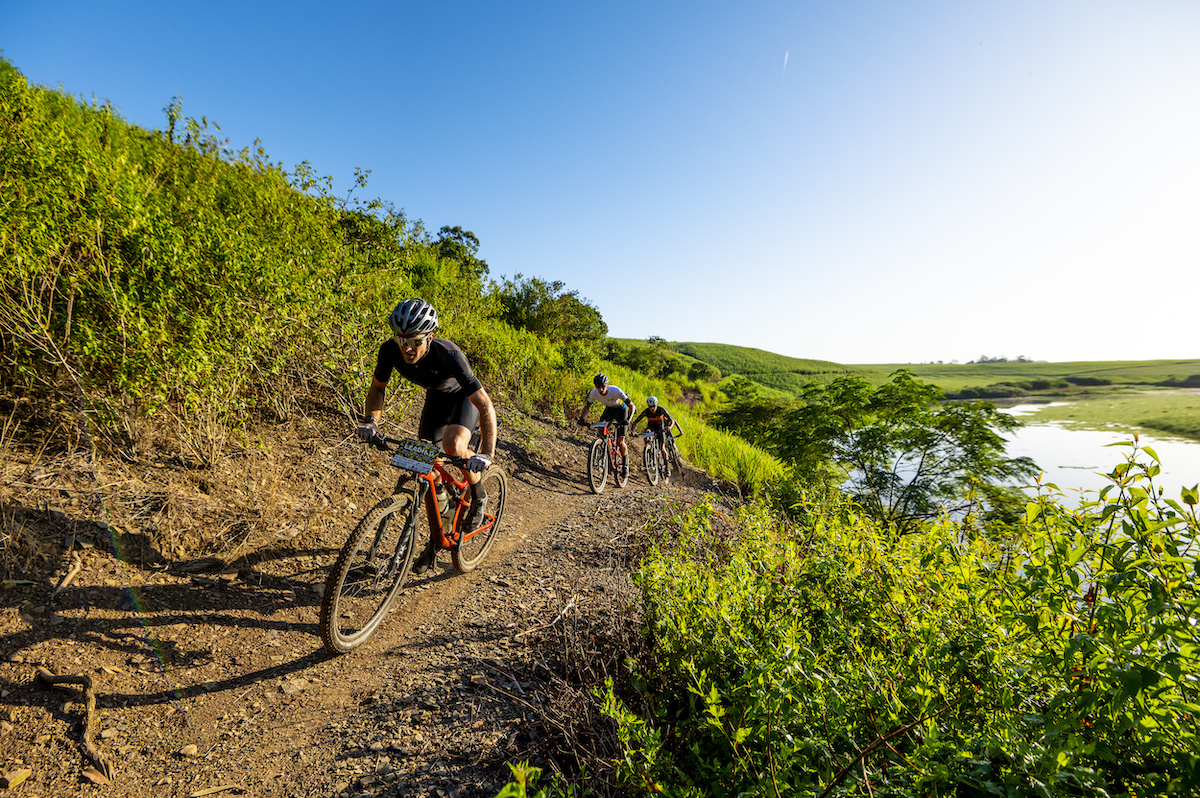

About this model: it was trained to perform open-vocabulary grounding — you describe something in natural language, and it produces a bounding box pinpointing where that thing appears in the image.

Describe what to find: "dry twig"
[35,666,113,779]
[50,552,83,598]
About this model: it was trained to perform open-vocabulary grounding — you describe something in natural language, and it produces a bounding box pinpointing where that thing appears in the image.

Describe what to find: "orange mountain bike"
[320,435,508,654]
[586,421,629,493]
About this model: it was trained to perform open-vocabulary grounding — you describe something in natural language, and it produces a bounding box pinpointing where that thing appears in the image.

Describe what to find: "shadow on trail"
[499,430,613,498]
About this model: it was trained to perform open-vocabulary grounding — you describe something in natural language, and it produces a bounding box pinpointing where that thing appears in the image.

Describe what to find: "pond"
[1002,403,1200,499]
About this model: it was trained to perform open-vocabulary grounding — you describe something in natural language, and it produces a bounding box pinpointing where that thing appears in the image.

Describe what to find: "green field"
[670,341,873,394]
[861,359,1200,393]
[1014,390,1200,440]
[641,338,1200,440]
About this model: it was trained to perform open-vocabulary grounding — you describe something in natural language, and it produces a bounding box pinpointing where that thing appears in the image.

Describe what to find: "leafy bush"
[714,371,1037,531]
[602,445,1200,796]
[0,58,586,427]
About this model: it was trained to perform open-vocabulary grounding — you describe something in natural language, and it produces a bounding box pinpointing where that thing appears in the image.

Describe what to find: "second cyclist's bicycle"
[319,435,507,654]
[586,421,629,494]
[664,429,684,475]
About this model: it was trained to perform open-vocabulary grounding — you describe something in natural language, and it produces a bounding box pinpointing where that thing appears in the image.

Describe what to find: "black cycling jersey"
[373,337,484,445]
[373,338,483,399]
[633,405,674,430]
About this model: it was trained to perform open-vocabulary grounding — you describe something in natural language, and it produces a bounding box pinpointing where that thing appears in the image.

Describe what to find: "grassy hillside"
[0,56,779,495]
[671,341,874,394]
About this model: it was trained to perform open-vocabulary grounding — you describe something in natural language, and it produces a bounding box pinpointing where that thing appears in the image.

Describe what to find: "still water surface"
[1002,404,1200,498]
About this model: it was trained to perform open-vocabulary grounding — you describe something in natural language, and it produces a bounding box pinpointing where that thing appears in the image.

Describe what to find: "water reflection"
[1002,404,1200,498]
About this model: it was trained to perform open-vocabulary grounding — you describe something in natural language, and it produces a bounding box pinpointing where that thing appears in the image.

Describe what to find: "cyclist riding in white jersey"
[577,373,635,478]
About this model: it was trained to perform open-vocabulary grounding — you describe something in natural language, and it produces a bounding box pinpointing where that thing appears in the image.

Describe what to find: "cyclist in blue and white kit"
[577,373,635,478]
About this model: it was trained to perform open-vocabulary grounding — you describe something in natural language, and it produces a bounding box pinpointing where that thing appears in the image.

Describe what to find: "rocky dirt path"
[0,408,731,797]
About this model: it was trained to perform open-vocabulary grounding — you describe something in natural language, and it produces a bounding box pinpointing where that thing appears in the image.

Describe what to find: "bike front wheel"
[643,443,660,486]
[320,494,418,654]
[614,448,630,488]
[452,467,508,573]
[588,438,608,493]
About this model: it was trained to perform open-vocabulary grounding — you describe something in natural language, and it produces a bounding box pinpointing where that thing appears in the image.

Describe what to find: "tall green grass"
[1,57,782,495]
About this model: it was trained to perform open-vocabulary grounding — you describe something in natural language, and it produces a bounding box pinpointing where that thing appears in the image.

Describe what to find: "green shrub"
[604,443,1200,796]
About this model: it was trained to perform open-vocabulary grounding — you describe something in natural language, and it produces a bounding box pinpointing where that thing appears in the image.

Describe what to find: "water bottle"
[436,486,456,525]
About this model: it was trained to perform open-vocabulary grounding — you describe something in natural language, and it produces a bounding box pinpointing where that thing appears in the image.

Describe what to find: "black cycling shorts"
[600,403,631,434]
[419,392,479,447]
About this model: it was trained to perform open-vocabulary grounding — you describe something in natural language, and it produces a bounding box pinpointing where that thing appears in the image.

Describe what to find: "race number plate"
[389,439,441,475]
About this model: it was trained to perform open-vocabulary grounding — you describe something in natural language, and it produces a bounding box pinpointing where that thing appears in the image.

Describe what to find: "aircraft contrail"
[783,50,789,78]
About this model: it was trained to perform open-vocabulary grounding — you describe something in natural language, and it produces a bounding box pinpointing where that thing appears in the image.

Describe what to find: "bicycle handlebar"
[367,434,470,468]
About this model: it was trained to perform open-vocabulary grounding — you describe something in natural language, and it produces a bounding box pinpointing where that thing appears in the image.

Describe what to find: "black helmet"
[389,298,438,336]
[593,373,608,389]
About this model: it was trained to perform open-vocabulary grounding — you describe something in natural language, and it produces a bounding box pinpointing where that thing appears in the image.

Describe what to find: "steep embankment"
[0,396,738,797]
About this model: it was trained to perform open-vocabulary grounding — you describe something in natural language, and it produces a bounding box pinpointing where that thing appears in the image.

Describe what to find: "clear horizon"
[4,1,1197,365]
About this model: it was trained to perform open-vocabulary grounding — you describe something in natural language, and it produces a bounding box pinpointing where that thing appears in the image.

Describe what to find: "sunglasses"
[395,333,432,350]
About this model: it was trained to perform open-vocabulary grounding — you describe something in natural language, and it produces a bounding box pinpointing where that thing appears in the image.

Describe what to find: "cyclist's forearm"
[470,388,498,458]
[478,399,497,458]
[363,380,386,422]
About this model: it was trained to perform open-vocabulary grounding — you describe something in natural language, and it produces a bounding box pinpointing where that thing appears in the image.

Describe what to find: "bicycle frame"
[589,421,622,467]
[384,443,495,550]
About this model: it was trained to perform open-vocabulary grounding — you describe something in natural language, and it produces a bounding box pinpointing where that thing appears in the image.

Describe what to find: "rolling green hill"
[670,341,876,394]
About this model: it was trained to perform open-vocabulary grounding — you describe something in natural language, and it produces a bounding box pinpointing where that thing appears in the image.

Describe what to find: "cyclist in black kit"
[577,373,635,478]
[630,396,683,477]
[355,298,497,574]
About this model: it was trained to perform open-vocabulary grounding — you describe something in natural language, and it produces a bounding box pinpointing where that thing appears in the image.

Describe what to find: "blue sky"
[4,1,1198,364]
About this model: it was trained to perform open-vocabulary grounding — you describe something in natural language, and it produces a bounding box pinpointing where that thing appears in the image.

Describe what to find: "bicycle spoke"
[320,494,420,653]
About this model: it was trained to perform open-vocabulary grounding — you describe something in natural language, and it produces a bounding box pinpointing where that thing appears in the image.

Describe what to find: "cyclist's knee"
[442,425,472,457]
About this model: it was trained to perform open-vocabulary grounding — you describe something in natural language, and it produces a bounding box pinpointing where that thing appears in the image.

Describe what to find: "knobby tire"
[643,442,660,486]
[319,493,418,654]
[668,438,684,475]
[451,467,508,573]
[614,446,630,488]
[588,438,608,493]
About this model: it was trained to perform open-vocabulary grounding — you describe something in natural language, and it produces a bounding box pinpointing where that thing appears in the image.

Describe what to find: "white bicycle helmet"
[388,298,439,336]
[647,396,658,407]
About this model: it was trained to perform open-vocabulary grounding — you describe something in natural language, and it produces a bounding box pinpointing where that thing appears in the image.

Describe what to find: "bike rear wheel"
[668,438,684,474]
[588,438,608,493]
[320,494,418,654]
[643,443,660,486]
[452,468,508,573]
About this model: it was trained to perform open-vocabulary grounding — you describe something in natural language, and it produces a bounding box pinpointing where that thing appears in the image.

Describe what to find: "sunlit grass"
[862,359,1200,392]
[1017,390,1200,441]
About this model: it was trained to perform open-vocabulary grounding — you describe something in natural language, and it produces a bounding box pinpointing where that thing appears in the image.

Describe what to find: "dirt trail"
[0,402,731,797]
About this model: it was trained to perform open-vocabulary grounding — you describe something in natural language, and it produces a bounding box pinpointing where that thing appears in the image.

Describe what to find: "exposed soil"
[0,391,740,797]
